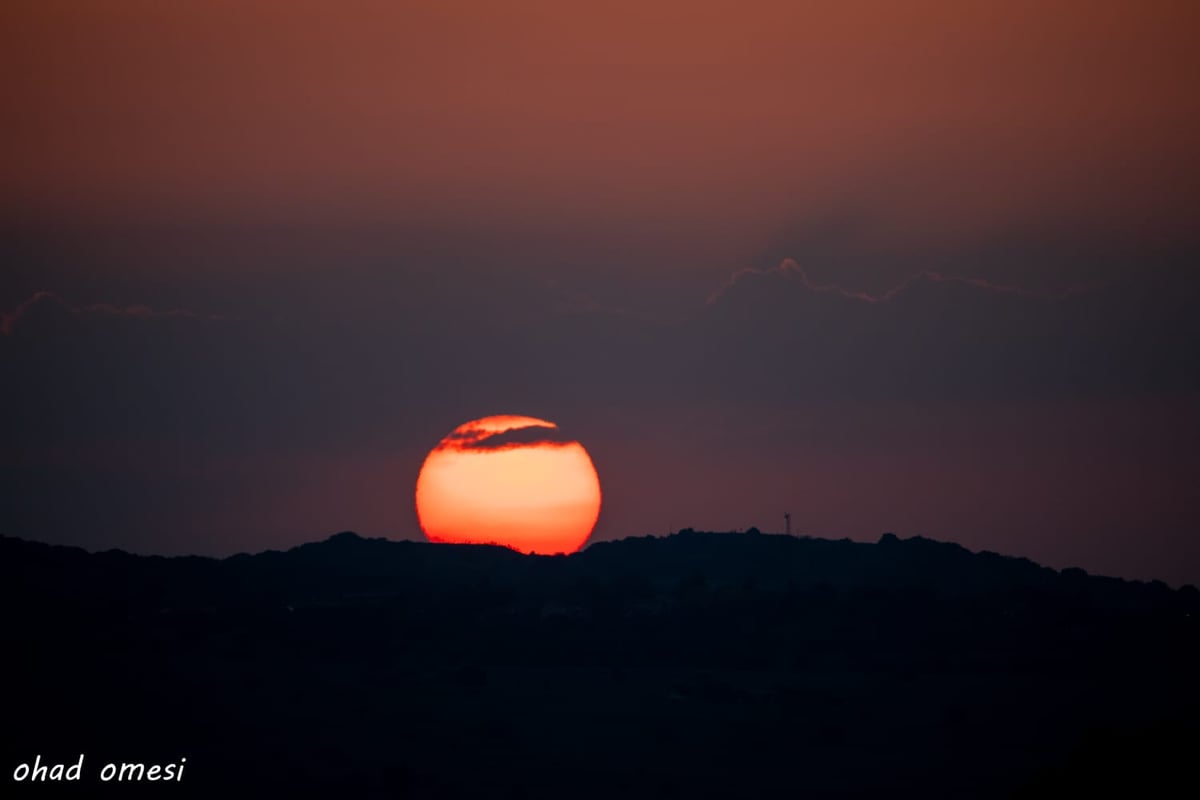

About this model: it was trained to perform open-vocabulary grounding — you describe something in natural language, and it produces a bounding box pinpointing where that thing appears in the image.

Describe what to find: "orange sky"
[3,1,1197,245]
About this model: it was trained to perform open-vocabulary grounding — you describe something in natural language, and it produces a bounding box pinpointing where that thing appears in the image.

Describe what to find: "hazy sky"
[2,1,1198,583]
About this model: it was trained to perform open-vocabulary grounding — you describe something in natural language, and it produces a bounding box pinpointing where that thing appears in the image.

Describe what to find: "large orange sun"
[415,415,602,555]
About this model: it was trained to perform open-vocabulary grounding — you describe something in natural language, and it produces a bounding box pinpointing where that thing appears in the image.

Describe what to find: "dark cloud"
[5,261,1197,454]
[444,424,573,452]
[688,260,1200,402]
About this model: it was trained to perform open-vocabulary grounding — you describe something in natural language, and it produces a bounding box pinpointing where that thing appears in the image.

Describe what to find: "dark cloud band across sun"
[438,416,572,452]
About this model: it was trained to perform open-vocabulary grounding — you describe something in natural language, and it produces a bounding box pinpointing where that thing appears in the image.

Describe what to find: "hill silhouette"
[2,530,1197,798]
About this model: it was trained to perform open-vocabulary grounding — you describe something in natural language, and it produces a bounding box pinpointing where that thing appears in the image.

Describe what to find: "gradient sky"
[2,1,1198,584]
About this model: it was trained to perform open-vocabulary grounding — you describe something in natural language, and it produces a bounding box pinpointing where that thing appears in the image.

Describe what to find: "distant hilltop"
[1,529,1195,616]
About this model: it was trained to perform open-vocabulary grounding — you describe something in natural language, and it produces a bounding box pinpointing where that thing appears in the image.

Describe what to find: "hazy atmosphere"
[3,0,1198,583]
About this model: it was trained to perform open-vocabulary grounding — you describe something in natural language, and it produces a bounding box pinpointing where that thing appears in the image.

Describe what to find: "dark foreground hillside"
[2,530,1198,798]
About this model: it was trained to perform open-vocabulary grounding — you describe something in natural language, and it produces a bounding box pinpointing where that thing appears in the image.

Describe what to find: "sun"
[414,415,602,555]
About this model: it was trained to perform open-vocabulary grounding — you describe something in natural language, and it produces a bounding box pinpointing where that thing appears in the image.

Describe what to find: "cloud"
[1,291,221,336]
[441,418,572,452]
[2,257,1196,470]
[686,258,1200,403]
[705,259,1095,307]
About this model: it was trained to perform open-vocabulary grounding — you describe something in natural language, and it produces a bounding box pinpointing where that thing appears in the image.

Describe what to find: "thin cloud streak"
[1,291,221,336]
[706,259,1104,307]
